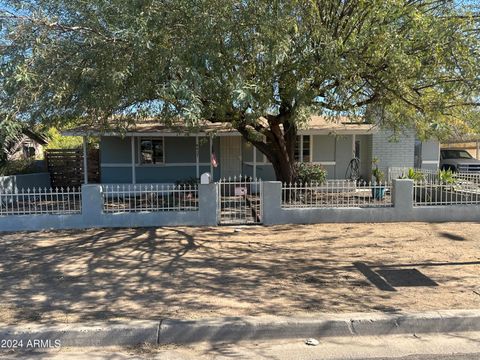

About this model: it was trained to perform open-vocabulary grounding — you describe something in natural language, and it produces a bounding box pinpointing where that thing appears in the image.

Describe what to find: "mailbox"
[200,172,211,184]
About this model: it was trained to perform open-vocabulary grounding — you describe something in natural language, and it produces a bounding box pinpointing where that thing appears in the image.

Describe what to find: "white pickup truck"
[440,148,480,172]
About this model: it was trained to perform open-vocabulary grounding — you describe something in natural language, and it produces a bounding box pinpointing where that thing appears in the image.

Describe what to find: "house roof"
[22,129,49,145]
[63,116,377,137]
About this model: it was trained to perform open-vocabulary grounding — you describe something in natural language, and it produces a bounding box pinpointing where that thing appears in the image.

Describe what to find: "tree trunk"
[269,154,297,184]
[236,117,298,184]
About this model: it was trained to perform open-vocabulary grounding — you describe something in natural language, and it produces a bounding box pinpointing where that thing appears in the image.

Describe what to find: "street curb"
[1,310,480,347]
[0,320,159,347]
[159,310,480,344]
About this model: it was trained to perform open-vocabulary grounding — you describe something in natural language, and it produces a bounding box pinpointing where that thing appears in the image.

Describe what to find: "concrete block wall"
[0,183,218,232]
[0,173,51,192]
[262,179,480,224]
[372,129,415,176]
[1,180,479,232]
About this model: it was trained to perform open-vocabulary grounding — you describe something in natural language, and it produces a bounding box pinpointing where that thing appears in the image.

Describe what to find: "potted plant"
[371,158,386,200]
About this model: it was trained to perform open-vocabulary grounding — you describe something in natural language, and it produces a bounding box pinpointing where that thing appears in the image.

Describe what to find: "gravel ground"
[0,222,479,324]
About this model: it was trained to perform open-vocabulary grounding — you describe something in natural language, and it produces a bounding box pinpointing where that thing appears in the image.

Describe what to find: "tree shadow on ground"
[0,222,479,325]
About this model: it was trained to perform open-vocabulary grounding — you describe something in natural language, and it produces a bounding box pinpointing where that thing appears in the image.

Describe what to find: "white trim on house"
[299,135,304,162]
[312,161,336,166]
[101,162,211,167]
[209,135,213,176]
[255,134,314,164]
[243,161,336,166]
[65,127,377,138]
[297,128,376,136]
[83,136,88,185]
[244,162,270,166]
[195,136,200,178]
[310,135,314,162]
[253,145,257,179]
[131,136,136,184]
[352,134,356,158]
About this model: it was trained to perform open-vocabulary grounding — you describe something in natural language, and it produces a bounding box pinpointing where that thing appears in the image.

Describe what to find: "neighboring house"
[64,117,440,184]
[6,129,49,161]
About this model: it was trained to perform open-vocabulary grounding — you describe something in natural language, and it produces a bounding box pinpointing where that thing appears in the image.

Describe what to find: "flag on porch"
[211,151,218,168]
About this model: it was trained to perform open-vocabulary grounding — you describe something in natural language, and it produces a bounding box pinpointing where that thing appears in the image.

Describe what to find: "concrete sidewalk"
[2,310,480,348]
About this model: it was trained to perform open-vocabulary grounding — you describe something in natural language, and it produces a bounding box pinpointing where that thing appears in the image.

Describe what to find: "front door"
[220,136,242,178]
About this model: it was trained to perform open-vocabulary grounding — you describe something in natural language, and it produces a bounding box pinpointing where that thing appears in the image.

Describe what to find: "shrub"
[295,162,327,184]
[401,168,425,182]
[45,128,83,149]
[439,169,455,184]
[0,159,43,176]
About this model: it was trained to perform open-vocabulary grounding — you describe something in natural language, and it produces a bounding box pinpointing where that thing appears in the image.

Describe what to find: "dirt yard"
[0,222,479,324]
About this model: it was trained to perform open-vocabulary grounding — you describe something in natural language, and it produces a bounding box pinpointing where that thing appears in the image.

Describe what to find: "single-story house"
[64,117,440,184]
[6,129,49,161]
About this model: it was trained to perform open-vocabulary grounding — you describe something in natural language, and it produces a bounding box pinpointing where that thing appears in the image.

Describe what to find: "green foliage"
[371,158,385,183]
[45,128,83,150]
[1,0,479,181]
[401,168,426,182]
[372,168,385,183]
[295,162,327,184]
[0,117,24,161]
[439,169,456,184]
[0,159,42,176]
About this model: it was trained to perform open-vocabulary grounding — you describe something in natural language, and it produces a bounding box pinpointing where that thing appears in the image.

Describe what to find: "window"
[355,140,361,159]
[23,145,36,158]
[294,135,311,162]
[140,138,164,164]
[441,149,473,160]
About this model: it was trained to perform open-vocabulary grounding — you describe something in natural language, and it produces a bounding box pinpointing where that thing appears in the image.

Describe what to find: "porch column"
[253,145,257,179]
[195,136,200,179]
[299,135,304,162]
[209,135,213,177]
[477,141,479,160]
[352,134,356,158]
[131,136,136,184]
[83,136,88,184]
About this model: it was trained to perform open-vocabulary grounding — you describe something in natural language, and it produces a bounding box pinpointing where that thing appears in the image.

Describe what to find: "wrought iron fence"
[217,176,263,224]
[102,184,199,213]
[281,180,393,208]
[388,167,439,182]
[0,187,82,215]
[455,171,480,184]
[413,181,480,206]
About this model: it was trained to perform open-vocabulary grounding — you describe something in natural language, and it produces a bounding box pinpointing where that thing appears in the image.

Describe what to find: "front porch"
[90,133,373,185]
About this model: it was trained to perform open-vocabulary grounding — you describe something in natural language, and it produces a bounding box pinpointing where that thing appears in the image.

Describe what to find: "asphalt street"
[2,332,480,359]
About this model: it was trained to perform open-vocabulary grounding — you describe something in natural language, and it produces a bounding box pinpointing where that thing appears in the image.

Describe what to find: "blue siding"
[101,165,214,184]
[101,137,132,163]
[164,137,195,162]
[100,135,220,183]
[101,167,132,183]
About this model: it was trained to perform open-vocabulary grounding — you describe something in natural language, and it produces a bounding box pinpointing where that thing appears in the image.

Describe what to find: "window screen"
[140,138,164,164]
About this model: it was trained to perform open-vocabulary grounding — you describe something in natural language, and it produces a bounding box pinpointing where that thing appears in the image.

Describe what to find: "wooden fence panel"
[45,149,100,188]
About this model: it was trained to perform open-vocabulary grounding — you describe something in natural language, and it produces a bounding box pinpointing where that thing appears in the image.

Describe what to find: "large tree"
[1,0,479,182]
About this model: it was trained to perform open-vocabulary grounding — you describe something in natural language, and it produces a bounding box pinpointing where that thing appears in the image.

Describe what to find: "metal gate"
[217,177,263,225]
